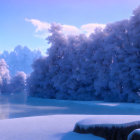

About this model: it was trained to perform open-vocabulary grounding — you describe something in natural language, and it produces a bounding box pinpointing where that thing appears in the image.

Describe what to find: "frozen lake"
[1,94,140,120]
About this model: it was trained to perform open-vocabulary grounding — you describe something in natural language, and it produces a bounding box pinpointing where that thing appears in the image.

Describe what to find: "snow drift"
[74,115,140,140]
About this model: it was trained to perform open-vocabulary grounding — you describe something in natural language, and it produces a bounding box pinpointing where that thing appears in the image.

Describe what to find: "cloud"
[25,18,50,32]
[25,18,51,39]
[25,18,106,39]
[62,24,80,35]
[81,23,106,36]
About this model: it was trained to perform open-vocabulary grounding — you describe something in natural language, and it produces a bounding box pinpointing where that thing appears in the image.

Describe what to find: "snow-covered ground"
[1,94,140,140]
[0,115,104,140]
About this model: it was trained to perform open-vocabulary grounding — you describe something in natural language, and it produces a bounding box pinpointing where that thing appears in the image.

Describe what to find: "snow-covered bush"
[28,6,140,102]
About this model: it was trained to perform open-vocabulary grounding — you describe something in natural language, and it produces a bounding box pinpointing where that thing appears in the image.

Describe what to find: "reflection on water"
[0,103,9,119]
[0,93,27,119]
[0,94,68,120]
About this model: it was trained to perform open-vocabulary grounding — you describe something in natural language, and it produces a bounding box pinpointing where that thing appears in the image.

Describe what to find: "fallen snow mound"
[128,129,140,140]
[74,115,140,140]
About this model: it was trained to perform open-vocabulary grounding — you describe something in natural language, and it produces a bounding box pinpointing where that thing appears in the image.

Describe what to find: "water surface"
[1,94,140,120]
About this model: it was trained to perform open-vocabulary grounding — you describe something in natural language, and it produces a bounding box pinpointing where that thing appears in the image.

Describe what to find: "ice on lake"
[1,93,140,120]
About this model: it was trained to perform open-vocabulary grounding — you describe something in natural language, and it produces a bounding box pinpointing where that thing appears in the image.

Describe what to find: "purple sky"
[1,0,140,52]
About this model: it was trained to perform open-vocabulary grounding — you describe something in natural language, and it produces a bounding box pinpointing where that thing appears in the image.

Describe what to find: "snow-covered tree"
[28,6,140,102]
[0,59,10,93]
[10,71,27,93]
[0,46,42,76]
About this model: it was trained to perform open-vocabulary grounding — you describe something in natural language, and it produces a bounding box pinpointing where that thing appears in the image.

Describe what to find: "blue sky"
[1,0,140,53]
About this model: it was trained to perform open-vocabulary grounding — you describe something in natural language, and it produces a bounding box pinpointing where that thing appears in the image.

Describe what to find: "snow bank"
[128,129,140,140]
[74,115,140,140]
[0,115,104,140]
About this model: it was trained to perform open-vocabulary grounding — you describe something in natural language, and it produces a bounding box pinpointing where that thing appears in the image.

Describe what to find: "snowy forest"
[27,6,140,102]
[1,6,140,103]
[0,46,41,94]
